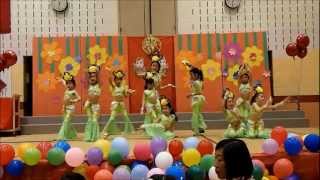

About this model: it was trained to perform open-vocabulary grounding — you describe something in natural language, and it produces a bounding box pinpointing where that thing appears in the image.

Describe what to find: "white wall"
[0,0,119,97]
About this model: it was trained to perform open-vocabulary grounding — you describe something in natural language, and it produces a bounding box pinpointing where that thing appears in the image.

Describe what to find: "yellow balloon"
[93,139,111,159]
[262,176,270,180]
[16,143,35,159]
[264,169,269,176]
[182,149,201,167]
[73,163,88,179]
[268,176,279,180]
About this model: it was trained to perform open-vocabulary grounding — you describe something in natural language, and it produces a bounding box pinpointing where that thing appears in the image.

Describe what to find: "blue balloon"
[166,165,185,180]
[183,137,199,149]
[130,160,147,169]
[111,137,129,158]
[304,134,320,152]
[54,140,70,152]
[172,161,183,167]
[284,137,303,155]
[131,164,149,180]
[285,173,300,180]
[5,160,24,176]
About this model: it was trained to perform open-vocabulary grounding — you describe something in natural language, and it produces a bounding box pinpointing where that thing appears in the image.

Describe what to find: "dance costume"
[190,80,207,134]
[236,83,252,126]
[224,109,245,138]
[142,113,175,139]
[143,88,161,125]
[246,103,269,138]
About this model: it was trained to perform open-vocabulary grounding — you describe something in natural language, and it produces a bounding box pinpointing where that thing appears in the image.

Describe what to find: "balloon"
[65,147,85,167]
[285,173,300,180]
[16,143,34,158]
[2,50,17,68]
[208,166,219,180]
[47,147,65,166]
[302,134,309,141]
[113,166,131,180]
[165,165,185,180]
[182,149,201,167]
[273,158,294,178]
[0,144,15,166]
[111,137,129,158]
[130,160,147,169]
[0,166,3,178]
[169,139,183,157]
[184,137,199,149]
[0,53,5,71]
[36,141,52,159]
[22,147,41,166]
[172,161,184,167]
[100,161,115,173]
[54,140,71,152]
[199,155,214,172]
[107,150,122,166]
[133,142,151,161]
[150,137,167,156]
[296,33,310,48]
[269,176,279,180]
[131,164,149,180]
[284,137,303,155]
[252,165,263,180]
[252,159,266,171]
[94,169,112,180]
[86,165,100,180]
[5,160,24,176]
[304,134,320,152]
[271,126,288,145]
[155,151,173,169]
[285,43,298,57]
[197,139,214,156]
[186,165,205,180]
[87,147,103,165]
[93,139,111,159]
[147,168,165,177]
[262,138,279,155]
[297,48,307,59]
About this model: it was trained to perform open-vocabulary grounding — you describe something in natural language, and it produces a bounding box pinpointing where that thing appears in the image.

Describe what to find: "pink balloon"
[65,147,85,167]
[147,168,165,178]
[262,138,279,155]
[133,143,151,161]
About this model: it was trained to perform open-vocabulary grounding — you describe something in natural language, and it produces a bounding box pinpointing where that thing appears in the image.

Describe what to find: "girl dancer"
[222,88,245,138]
[58,72,81,140]
[102,70,135,137]
[84,65,101,142]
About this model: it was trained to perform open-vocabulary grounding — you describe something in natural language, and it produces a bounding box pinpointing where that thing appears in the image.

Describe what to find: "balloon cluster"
[285,33,310,59]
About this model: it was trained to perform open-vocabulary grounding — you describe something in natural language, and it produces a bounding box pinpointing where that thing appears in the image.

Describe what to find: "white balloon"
[155,151,173,170]
[147,168,165,178]
[208,166,220,180]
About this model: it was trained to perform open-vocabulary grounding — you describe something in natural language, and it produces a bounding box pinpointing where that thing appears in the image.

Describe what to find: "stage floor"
[0,128,318,154]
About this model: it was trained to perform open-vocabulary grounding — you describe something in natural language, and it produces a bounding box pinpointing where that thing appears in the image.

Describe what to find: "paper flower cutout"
[41,41,63,64]
[201,59,221,81]
[87,45,109,66]
[58,56,80,76]
[242,46,264,68]
[36,71,59,92]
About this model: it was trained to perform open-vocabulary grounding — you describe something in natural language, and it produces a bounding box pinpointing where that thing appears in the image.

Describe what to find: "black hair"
[190,67,204,81]
[250,84,263,105]
[151,61,161,73]
[150,174,176,180]
[66,78,76,87]
[60,172,85,180]
[144,78,155,90]
[216,139,253,180]
[160,95,178,122]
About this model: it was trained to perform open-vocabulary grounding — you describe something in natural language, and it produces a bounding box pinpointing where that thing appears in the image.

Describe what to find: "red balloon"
[2,50,17,68]
[197,139,214,156]
[133,143,151,161]
[271,126,288,145]
[285,43,298,57]
[296,33,310,48]
[297,48,307,59]
[86,165,100,180]
[100,161,115,173]
[36,141,53,159]
[168,139,183,157]
[0,53,6,71]
[0,144,15,166]
[273,158,294,178]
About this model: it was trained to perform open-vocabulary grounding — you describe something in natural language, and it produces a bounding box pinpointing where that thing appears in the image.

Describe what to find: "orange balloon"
[0,144,15,166]
[271,126,288,145]
[197,139,214,156]
[273,158,293,178]
[168,139,183,157]
[100,161,114,173]
[268,176,279,180]
[86,165,100,180]
[94,169,112,180]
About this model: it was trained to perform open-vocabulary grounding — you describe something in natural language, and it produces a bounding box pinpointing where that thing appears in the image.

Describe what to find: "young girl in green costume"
[58,72,81,140]
[84,65,101,142]
[182,60,207,135]
[222,88,245,138]
[102,70,135,137]
[140,96,177,139]
[248,85,289,138]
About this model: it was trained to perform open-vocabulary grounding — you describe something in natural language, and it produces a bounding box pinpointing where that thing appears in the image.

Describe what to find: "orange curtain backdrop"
[127,36,176,113]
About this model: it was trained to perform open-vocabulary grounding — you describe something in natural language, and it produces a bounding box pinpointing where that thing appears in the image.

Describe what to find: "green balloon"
[47,148,65,166]
[108,150,122,166]
[199,155,215,172]
[22,147,41,166]
[186,165,205,180]
[252,165,263,180]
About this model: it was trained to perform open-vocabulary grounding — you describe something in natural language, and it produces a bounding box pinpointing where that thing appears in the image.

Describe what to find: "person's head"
[238,64,250,84]
[151,60,161,73]
[88,65,99,85]
[251,85,264,105]
[144,78,155,90]
[222,88,235,110]
[60,172,85,180]
[149,174,176,180]
[113,70,125,87]
[63,72,76,90]
[240,74,250,84]
[160,96,177,121]
[189,67,204,81]
[215,139,253,180]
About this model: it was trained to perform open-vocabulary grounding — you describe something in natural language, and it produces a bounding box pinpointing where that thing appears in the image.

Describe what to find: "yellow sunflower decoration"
[201,59,221,81]
[41,41,63,64]
[242,46,264,68]
[36,71,59,92]
[58,56,80,76]
[176,50,199,70]
[105,53,127,71]
[87,45,109,66]
[227,64,240,86]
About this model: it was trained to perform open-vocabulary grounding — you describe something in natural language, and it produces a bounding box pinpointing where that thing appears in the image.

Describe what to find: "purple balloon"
[113,166,131,180]
[262,138,279,155]
[285,173,300,180]
[87,147,103,165]
[150,137,167,156]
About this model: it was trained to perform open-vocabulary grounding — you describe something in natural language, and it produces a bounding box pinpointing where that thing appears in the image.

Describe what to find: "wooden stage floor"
[0,128,318,154]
